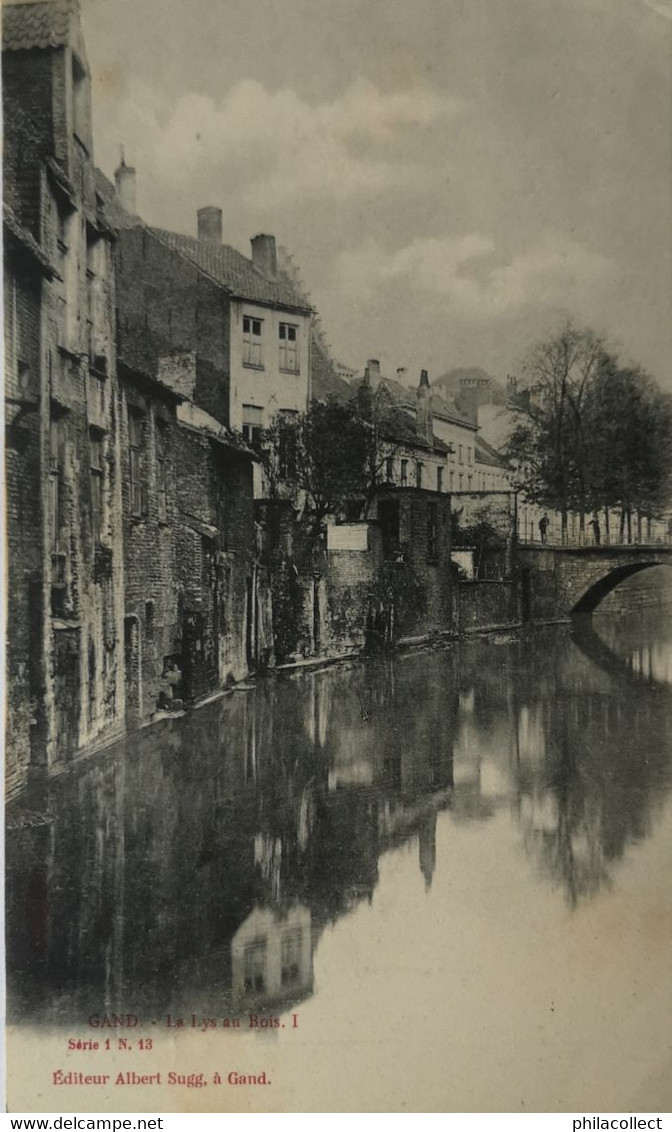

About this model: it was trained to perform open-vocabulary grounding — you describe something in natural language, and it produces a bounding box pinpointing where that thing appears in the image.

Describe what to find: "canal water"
[6,608,672,1111]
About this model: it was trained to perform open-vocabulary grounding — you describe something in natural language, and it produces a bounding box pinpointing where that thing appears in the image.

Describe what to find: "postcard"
[3,0,672,1114]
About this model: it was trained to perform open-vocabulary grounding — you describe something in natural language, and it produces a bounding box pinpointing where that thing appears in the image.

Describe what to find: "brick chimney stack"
[364,358,382,390]
[416,368,433,443]
[114,147,137,214]
[198,207,223,245]
[251,234,277,278]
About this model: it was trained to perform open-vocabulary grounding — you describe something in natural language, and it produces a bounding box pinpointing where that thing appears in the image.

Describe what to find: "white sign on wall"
[327,524,370,552]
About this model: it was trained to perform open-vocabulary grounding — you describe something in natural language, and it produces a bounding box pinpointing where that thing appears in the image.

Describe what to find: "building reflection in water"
[5,611,672,1025]
[232,903,313,1010]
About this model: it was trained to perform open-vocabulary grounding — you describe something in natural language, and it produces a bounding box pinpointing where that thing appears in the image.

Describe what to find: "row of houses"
[3,0,516,799]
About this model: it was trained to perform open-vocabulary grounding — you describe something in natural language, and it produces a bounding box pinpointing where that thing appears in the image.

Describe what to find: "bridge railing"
[516,535,672,549]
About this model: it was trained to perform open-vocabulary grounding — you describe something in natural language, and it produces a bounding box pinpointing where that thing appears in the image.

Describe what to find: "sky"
[82,0,672,388]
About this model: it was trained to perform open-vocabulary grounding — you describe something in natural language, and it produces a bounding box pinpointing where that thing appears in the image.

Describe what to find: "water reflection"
[6,613,672,1026]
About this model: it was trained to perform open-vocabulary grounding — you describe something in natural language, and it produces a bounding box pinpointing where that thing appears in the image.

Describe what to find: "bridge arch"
[571,560,671,614]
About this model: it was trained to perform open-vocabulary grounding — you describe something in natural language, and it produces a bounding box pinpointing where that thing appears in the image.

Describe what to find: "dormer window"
[243,316,263,367]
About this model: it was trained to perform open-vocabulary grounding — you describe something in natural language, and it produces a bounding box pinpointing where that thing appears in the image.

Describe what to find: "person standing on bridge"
[589,517,601,545]
[539,514,549,543]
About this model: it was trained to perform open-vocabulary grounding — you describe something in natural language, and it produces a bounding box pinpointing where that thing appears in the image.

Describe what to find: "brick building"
[93,170,266,701]
[4,205,55,797]
[3,0,126,795]
[2,1,265,796]
[105,194,313,497]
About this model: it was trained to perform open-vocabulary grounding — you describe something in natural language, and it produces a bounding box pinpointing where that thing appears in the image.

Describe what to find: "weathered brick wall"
[44,208,125,764]
[4,261,43,799]
[516,547,562,622]
[116,229,231,426]
[372,489,455,641]
[456,581,519,633]
[175,427,255,692]
[119,380,181,724]
[117,387,255,721]
[2,54,54,236]
[323,544,381,656]
[217,453,257,679]
[270,491,457,664]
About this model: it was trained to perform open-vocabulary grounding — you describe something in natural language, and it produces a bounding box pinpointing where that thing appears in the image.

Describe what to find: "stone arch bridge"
[515,544,672,621]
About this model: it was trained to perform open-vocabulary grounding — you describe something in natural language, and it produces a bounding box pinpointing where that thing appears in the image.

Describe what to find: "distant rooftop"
[149,228,313,313]
[475,434,510,470]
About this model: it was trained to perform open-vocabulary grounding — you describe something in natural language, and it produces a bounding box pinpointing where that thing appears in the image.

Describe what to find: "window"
[458,444,464,464]
[378,499,400,557]
[385,456,395,483]
[468,447,473,465]
[278,409,299,478]
[156,424,168,521]
[86,235,108,372]
[449,471,455,491]
[437,466,444,492]
[416,461,423,489]
[49,417,63,552]
[281,930,302,987]
[467,475,473,490]
[56,209,75,351]
[243,939,267,993]
[427,502,438,561]
[88,639,96,726]
[242,404,263,450]
[89,430,104,542]
[128,412,147,518]
[458,473,464,490]
[92,374,105,417]
[243,316,263,366]
[278,323,299,372]
[400,459,408,487]
[49,474,60,554]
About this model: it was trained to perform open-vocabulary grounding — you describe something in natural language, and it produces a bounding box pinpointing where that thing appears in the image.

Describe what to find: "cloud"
[334,232,614,318]
[92,76,463,210]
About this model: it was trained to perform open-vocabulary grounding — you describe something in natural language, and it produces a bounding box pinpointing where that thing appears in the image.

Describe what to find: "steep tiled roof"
[311,335,355,405]
[379,411,448,455]
[475,435,510,470]
[149,228,312,312]
[176,402,258,461]
[350,374,415,409]
[94,168,141,230]
[351,372,477,432]
[2,0,79,52]
[431,389,478,430]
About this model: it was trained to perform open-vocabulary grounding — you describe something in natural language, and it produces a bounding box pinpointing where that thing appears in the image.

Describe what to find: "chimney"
[198,207,223,245]
[364,358,382,389]
[416,368,433,443]
[396,367,407,382]
[114,147,137,214]
[251,234,277,278]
